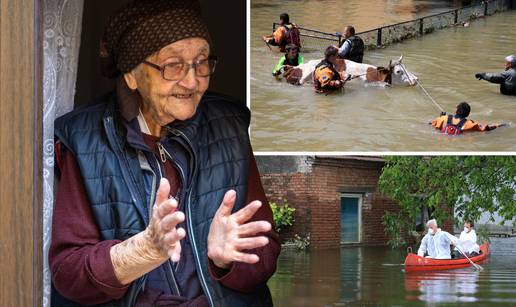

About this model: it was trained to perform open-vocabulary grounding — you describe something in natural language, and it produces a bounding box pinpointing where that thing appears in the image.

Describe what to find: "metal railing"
[272,0,513,51]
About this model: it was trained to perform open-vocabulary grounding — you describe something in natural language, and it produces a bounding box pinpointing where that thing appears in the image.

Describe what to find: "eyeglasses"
[142,56,217,81]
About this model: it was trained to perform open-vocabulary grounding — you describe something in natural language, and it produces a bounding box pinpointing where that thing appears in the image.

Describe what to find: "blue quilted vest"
[53,92,273,307]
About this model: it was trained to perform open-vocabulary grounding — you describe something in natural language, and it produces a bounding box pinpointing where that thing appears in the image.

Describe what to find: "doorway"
[340,194,362,244]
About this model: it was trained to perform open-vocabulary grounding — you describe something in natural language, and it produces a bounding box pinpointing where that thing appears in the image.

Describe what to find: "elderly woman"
[50,1,280,306]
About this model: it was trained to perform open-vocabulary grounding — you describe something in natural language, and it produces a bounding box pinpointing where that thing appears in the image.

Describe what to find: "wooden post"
[484,1,488,16]
[377,28,382,47]
[419,18,424,35]
[454,9,458,24]
[0,0,43,306]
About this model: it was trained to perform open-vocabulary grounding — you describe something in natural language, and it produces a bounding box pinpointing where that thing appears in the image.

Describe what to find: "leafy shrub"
[382,211,408,248]
[270,201,295,233]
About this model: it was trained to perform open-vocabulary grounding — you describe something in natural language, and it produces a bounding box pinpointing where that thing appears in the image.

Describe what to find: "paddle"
[456,245,483,271]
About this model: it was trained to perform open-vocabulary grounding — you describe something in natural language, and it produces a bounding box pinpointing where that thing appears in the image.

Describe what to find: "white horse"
[283,56,418,87]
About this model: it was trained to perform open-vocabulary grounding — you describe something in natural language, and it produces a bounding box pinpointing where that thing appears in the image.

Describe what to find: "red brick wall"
[260,172,311,242]
[309,158,396,248]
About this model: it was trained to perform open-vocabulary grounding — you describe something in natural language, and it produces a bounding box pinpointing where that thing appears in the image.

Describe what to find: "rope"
[399,64,445,113]
[415,79,445,113]
[349,72,368,80]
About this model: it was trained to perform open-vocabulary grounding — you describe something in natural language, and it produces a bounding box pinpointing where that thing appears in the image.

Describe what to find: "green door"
[341,196,360,243]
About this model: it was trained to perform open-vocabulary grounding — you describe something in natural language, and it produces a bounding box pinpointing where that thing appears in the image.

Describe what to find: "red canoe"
[404,243,489,272]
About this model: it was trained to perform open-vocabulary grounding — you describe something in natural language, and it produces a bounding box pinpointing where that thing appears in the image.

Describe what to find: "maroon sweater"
[49,138,280,305]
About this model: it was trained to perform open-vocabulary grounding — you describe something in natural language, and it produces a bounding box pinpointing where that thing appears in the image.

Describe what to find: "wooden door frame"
[34,0,44,304]
[0,0,43,305]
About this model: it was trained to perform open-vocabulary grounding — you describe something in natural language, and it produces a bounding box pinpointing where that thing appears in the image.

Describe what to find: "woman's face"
[126,37,211,126]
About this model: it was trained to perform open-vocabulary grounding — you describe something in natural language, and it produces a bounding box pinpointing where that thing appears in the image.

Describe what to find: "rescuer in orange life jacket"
[431,102,503,135]
[262,13,300,52]
[314,45,348,94]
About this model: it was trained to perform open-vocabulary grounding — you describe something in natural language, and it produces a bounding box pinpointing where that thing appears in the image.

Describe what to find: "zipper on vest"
[141,148,182,297]
[167,259,181,295]
[129,276,148,307]
[169,129,215,307]
[153,150,182,296]
[155,142,190,277]
[185,191,214,307]
[157,142,167,163]
[156,142,186,188]
[168,129,195,188]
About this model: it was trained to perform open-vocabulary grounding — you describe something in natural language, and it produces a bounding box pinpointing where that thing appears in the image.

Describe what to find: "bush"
[382,211,408,248]
[270,201,295,233]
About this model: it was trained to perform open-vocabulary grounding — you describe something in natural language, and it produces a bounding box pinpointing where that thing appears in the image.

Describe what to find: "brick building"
[256,156,452,249]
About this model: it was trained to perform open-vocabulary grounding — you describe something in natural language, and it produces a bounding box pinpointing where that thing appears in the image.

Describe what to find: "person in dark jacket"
[475,55,516,95]
[50,1,280,307]
[338,26,365,63]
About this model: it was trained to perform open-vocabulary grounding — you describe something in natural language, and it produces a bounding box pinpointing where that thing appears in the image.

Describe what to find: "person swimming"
[431,102,503,135]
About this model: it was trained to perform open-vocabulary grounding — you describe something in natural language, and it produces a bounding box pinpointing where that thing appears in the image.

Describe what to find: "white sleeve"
[459,231,466,241]
[471,230,477,243]
[417,235,427,256]
[444,232,458,245]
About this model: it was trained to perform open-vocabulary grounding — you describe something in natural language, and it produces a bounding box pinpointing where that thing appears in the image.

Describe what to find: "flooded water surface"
[268,238,516,306]
[251,1,516,151]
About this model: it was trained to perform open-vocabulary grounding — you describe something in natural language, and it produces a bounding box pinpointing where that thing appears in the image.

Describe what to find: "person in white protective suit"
[417,219,458,259]
[455,220,480,257]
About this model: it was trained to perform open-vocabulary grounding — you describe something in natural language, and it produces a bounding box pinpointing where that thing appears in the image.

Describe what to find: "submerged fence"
[272,0,514,52]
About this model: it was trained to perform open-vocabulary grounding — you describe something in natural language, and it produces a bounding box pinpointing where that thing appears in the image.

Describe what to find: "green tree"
[378,156,516,247]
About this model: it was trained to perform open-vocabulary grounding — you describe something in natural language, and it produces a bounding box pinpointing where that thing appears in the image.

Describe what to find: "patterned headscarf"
[100,0,211,78]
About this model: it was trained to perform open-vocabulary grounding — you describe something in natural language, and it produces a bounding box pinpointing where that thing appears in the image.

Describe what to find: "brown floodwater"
[268,237,516,306]
[250,1,516,151]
